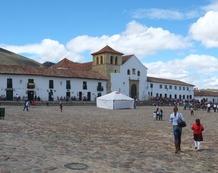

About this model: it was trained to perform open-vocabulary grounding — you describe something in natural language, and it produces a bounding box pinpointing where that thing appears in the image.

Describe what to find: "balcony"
[27,83,35,89]
[97,86,104,91]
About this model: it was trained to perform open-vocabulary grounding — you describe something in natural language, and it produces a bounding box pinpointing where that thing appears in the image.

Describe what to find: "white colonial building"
[147,76,195,100]
[0,45,149,101]
[194,89,218,103]
[0,64,107,101]
[0,45,197,102]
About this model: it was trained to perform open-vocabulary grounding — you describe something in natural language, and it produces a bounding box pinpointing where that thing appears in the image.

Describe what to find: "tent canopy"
[96,91,134,110]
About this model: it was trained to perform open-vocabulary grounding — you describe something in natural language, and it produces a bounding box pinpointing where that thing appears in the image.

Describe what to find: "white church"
[0,45,194,102]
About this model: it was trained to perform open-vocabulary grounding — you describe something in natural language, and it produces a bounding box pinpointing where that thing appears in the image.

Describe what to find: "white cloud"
[1,21,191,63]
[203,0,218,11]
[145,54,218,89]
[1,39,75,63]
[67,21,191,58]
[189,11,218,47]
[130,8,200,20]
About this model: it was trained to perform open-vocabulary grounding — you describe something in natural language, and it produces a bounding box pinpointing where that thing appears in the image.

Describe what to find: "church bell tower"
[91,45,123,93]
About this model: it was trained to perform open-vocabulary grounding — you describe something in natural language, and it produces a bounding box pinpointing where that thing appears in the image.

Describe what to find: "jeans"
[173,125,182,142]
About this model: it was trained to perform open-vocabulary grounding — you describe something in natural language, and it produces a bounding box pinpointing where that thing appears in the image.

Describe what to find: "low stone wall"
[0,100,153,106]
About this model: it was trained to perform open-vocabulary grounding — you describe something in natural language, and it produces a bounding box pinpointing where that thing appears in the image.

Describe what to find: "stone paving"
[0,105,218,173]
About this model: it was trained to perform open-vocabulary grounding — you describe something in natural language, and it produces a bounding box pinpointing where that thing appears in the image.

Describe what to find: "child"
[191,118,204,151]
[153,111,156,120]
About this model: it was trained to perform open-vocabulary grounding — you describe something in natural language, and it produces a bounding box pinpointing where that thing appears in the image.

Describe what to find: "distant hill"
[0,47,42,67]
[42,61,55,67]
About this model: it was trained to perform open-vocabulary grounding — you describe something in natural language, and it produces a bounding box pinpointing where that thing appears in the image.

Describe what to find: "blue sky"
[1,0,218,89]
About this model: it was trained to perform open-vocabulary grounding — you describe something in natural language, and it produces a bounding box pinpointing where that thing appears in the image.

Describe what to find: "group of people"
[153,108,163,120]
[170,106,204,153]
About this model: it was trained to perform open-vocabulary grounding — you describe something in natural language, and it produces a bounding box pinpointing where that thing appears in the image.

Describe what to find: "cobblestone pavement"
[0,105,218,173]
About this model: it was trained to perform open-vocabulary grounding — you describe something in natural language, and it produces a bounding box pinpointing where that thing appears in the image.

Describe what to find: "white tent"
[96,91,134,110]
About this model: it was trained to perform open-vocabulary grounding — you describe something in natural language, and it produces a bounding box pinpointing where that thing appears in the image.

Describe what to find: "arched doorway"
[131,84,137,98]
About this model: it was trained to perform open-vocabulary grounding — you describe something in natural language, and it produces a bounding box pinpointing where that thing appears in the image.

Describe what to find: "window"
[150,83,153,88]
[115,56,118,65]
[96,56,99,64]
[179,86,181,90]
[137,71,140,76]
[160,85,162,89]
[27,79,35,89]
[164,94,167,98]
[66,80,71,89]
[174,86,177,90]
[127,69,130,75]
[175,94,177,99]
[132,68,136,75]
[49,80,54,89]
[110,56,113,64]
[187,87,189,91]
[169,85,172,89]
[97,82,103,91]
[183,87,185,90]
[83,81,87,90]
[7,78,12,88]
[165,85,168,89]
[28,79,34,83]
[100,56,103,64]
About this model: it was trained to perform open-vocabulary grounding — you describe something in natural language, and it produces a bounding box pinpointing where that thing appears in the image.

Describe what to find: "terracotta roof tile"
[122,55,133,64]
[91,45,124,55]
[194,90,218,97]
[147,76,194,86]
[0,65,108,80]
[50,58,93,71]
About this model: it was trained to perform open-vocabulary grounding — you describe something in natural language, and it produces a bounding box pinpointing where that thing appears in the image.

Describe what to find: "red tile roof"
[147,76,194,86]
[194,90,218,97]
[0,65,108,80]
[91,45,124,55]
[122,55,133,64]
[50,58,93,71]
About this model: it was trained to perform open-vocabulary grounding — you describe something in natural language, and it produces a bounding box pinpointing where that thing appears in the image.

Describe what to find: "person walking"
[191,118,204,151]
[190,106,194,116]
[159,109,163,120]
[59,101,63,112]
[23,100,29,111]
[213,104,217,112]
[156,108,160,120]
[169,106,185,153]
[207,102,211,113]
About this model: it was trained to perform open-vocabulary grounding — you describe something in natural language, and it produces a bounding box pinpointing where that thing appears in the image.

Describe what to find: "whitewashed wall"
[0,74,106,101]
[147,81,194,100]
[111,55,148,100]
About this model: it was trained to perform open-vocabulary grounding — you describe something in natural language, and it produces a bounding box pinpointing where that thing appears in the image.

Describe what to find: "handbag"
[177,113,186,127]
